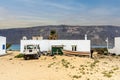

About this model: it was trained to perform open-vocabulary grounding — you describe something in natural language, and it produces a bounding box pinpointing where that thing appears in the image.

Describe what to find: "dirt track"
[0,51,120,80]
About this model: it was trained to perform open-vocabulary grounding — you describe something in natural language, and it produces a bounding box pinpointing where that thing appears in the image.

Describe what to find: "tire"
[26,56,30,60]
[38,53,41,57]
[24,55,30,60]
[35,54,39,59]
[24,55,27,60]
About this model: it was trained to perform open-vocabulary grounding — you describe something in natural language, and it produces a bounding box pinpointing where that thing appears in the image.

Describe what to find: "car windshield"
[27,45,34,49]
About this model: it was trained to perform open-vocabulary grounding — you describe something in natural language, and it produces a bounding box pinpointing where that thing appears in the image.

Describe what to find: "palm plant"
[48,30,58,40]
[6,43,12,49]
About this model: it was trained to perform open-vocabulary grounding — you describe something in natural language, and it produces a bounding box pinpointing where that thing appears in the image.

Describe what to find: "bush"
[61,59,70,68]
[9,58,13,60]
[111,53,116,56]
[90,60,99,68]
[72,75,81,79]
[52,56,57,59]
[6,43,12,49]
[92,48,108,55]
[113,67,119,71]
[48,62,56,68]
[102,70,113,78]
[14,54,24,58]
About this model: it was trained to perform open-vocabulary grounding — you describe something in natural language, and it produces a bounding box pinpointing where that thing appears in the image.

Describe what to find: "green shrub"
[79,65,86,74]
[102,70,113,78]
[9,58,13,60]
[70,65,75,69]
[104,51,108,55]
[87,78,90,80]
[48,62,56,68]
[72,75,81,79]
[111,53,116,56]
[90,60,99,68]
[92,48,108,55]
[118,54,120,56]
[113,67,119,71]
[6,43,12,49]
[52,56,57,59]
[61,59,70,68]
[103,62,108,64]
[14,54,24,58]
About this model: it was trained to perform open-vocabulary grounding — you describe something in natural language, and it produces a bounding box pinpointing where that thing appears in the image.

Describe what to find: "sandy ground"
[0,51,120,80]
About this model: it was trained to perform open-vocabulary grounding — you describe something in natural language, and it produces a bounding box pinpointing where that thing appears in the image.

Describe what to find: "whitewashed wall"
[20,40,91,53]
[0,36,6,55]
[108,37,120,55]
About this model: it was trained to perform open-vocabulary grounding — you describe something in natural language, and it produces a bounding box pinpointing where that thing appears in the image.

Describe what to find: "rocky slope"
[0,25,120,46]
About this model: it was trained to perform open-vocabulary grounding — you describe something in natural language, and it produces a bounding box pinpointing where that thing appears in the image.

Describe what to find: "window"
[27,45,34,49]
[2,45,5,50]
[72,45,77,51]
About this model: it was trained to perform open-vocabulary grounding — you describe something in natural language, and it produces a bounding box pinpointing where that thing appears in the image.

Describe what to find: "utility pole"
[105,37,109,50]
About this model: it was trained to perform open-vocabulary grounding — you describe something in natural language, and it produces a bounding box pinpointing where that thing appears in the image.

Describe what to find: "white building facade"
[0,36,6,55]
[20,40,91,53]
[108,37,120,55]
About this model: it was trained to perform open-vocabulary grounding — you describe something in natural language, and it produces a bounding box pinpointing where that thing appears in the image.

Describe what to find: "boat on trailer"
[62,50,92,57]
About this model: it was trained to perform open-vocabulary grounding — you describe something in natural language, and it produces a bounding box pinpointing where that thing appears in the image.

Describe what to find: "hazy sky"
[0,0,120,29]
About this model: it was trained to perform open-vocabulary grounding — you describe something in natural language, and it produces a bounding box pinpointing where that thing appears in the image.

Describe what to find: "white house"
[20,35,91,55]
[108,37,120,55]
[0,36,6,55]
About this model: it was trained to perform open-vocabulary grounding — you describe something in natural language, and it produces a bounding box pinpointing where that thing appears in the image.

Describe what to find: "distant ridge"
[0,25,120,46]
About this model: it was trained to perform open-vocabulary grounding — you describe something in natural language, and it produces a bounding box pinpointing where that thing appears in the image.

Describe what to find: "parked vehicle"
[23,44,41,60]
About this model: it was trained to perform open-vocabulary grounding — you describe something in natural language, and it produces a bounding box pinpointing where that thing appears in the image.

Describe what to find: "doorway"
[51,45,63,55]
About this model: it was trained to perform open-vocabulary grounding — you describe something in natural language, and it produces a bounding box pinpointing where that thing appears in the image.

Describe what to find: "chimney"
[85,34,87,40]
[22,36,27,40]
